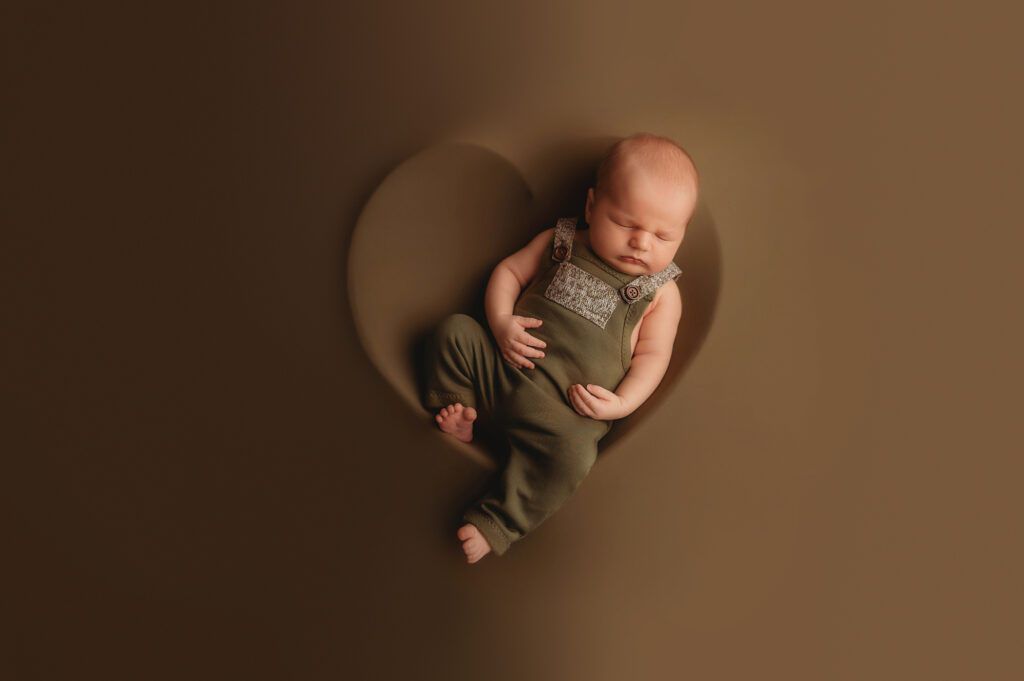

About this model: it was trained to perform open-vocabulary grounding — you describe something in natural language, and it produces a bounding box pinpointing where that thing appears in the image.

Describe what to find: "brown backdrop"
[4,2,1021,679]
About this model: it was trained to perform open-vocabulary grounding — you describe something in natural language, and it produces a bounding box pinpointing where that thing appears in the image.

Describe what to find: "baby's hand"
[568,383,628,421]
[492,314,546,370]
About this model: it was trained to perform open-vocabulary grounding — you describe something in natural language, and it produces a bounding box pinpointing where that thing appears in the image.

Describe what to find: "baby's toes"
[463,406,477,422]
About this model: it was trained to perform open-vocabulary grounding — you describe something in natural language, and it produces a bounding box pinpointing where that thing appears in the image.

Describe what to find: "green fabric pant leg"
[422,313,610,556]
[462,409,606,555]
[421,313,511,413]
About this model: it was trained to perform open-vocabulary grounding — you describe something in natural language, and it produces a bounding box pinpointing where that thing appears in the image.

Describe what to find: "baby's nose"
[630,231,651,249]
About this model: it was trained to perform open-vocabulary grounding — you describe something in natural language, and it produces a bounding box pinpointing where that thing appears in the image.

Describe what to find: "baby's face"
[584,164,696,277]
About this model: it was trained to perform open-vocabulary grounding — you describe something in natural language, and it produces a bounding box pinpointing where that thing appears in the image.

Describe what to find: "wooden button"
[623,284,641,301]
[553,245,569,261]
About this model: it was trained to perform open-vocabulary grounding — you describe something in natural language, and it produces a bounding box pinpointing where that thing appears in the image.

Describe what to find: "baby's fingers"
[514,315,543,329]
[569,384,596,417]
[516,345,544,360]
[574,384,599,409]
[512,339,544,359]
[518,331,547,349]
[567,387,586,415]
[503,349,535,370]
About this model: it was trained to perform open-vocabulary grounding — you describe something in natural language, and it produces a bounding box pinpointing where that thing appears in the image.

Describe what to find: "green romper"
[422,217,682,555]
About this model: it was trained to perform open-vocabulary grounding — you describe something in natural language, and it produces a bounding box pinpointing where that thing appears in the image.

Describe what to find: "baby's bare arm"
[616,281,682,411]
[485,228,556,369]
[568,281,682,420]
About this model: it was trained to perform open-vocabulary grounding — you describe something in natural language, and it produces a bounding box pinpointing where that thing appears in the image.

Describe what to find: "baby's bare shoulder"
[500,227,557,286]
[527,226,557,252]
[637,279,682,331]
[649,278,681,312]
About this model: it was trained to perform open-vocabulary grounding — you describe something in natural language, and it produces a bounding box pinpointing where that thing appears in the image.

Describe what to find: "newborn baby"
[422,133,699,563]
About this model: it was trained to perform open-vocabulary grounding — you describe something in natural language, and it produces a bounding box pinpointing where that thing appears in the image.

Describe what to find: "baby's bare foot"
[457,523,492,563]
[435,403,477,443]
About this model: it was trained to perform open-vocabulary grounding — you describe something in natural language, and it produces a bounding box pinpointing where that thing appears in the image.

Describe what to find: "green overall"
[422,217,681,555]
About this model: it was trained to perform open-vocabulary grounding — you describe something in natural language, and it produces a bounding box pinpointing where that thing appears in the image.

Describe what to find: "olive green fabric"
[422,219,678,555]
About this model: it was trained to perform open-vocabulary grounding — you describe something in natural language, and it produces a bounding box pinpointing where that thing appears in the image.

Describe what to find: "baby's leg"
[422,314,508,441]
[463,407,607,557]
[421,313,503,411]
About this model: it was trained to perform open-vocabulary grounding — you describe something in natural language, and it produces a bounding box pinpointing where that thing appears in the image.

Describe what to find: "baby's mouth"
[620,255,645,265]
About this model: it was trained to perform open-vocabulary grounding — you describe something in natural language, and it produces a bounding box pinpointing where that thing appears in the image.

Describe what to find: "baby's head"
[584,133,699,276]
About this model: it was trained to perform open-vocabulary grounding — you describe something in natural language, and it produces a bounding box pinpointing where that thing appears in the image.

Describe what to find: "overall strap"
[550,217,577,262]
[619,262,682,303]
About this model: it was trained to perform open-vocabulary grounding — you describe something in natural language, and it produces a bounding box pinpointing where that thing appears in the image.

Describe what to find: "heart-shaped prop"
[348,142,719,466]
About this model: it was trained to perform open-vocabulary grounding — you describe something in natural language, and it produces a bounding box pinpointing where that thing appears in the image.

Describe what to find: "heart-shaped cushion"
[348,142,719,466]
